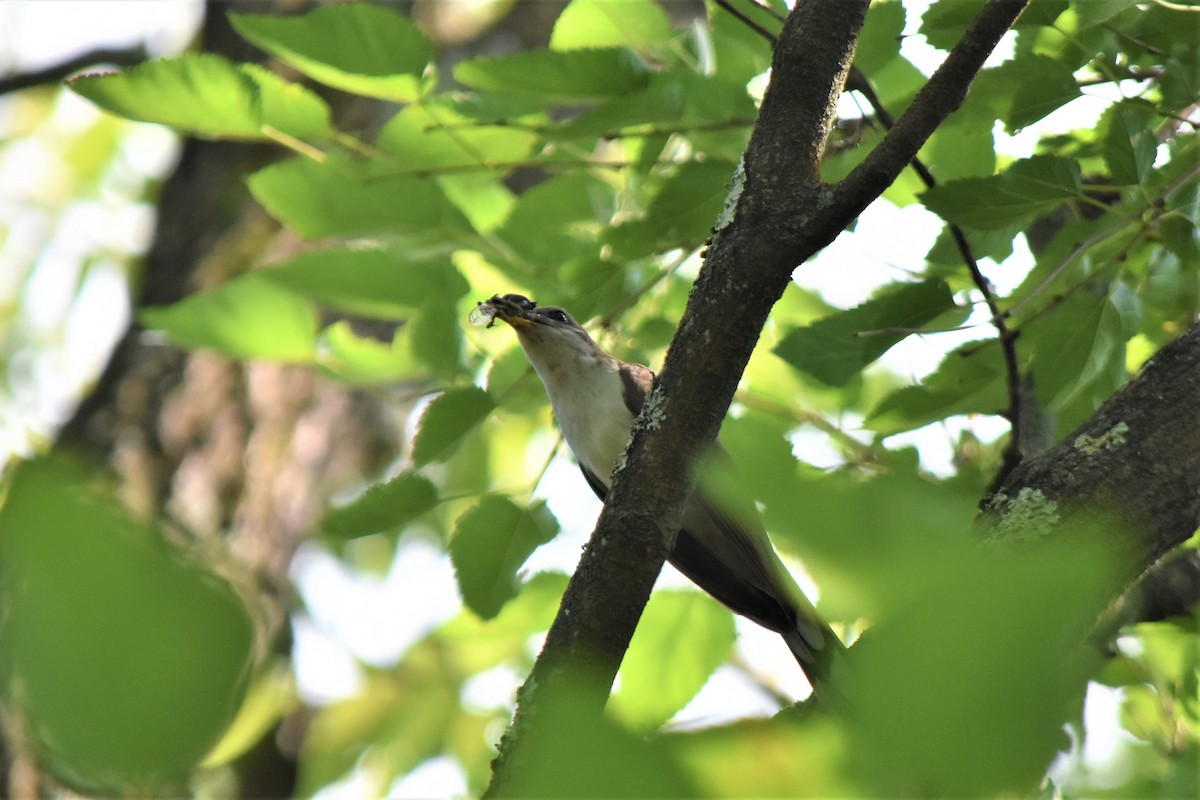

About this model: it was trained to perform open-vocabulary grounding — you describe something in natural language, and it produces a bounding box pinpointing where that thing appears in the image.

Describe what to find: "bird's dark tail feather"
[782,618,849,710]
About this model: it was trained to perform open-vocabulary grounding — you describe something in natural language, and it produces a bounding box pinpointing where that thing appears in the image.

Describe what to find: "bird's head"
[473,293,607,379]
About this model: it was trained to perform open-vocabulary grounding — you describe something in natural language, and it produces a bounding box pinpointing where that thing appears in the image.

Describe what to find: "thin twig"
[1148,0,1200,12]
[714,0,779,45]
[847,67,1026,478]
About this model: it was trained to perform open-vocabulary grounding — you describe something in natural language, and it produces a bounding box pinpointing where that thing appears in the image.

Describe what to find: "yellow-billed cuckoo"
[473,293,844,688]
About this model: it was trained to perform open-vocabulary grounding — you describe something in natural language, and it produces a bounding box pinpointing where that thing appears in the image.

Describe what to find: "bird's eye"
[545,310,569,324]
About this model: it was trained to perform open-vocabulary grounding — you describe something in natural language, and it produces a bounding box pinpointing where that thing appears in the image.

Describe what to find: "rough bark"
[983,322,1200,586]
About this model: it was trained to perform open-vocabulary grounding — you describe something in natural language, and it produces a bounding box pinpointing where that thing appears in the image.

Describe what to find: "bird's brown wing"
[580,357,840,678]
[579,457,797,634]
[618,362,654,416]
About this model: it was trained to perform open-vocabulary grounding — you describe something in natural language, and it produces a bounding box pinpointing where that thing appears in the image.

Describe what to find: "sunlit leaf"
[854,0,905,75]
[241,63,333,141]
[411,386,496,466]
[551,0,674,51]
[70,54,262,139]
[438,572,568,674]
[318,322,417,384]
[610,590,736,730]
[248,157,473,242]
[139,273,317,362]
[230,5,435,102]
[455,47,650,102]
[495,172,615,268]
[607,161,736,258]
[667,719,849,798]
[262,248,466,321]
[449,496,559,619]
[375,97,539,170]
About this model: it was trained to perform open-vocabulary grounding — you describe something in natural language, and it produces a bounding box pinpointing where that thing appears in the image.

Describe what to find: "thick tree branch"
[0,47,148,97]
[485,0,1033,793]
[984,322,1200,581]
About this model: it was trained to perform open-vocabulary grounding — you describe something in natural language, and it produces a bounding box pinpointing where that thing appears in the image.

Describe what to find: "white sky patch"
[290,539,462,676]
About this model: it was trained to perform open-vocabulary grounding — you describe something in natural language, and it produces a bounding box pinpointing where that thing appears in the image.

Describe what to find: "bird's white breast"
[535,354,634,487]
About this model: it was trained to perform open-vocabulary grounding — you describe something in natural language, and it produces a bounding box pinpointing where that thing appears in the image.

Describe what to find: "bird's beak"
[476,294,537,329]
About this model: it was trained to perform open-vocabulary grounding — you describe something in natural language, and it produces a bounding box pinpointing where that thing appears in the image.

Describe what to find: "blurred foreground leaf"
[0,454,254,793]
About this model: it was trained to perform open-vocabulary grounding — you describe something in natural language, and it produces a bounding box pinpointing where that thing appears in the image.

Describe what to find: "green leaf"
[866,341,1007,435]
[485,347,547,414]
[69,54,262,139]
[920,155,1081,230]
[1075,0,1139,27]
[1160,50,1200,113]
[229,5,435,102]
[773,279,960,387]
[248,158,472,242]
[408,296,463,379]
[375,97,539,170]
[411,386,496,466]
[454,48,650,102]
[926,224,1016,269]
[1101,102,1157,186]
[707,0,779,87]
[921,0,1068,50]
[139,273,316,362]
[495,173,615,268]
[1024,284,1137,429]
[241,63,333,141]
[1004,55,1080,132]
[748,460,983,616]
[555,73,752,140]
[261,248,468,321]
[607,161,737,258]
[439,572,569,674]
[0,455,253,792]
[317,322,416,384]
[919,114,996,181]
[846,536,1109,795]
[449,497,559,619]
[322,471,439,541]
[610,590,736,730]
[550,0,674,50]
[1160,214,1200,264]
[854,0,905,76]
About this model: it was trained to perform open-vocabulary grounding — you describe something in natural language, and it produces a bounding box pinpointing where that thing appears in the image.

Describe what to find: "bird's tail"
[782,613,849,707]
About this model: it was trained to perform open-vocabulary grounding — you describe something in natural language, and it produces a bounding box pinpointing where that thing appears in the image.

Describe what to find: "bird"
[473,293,844,691]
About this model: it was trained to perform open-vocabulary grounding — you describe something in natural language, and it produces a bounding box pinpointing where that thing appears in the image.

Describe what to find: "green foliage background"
[1,0,1198,796]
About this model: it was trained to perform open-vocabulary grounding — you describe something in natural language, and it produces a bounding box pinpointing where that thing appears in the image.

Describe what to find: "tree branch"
[984,322,1200,580]
[485,0,1034,793]
[0,46,148,97]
